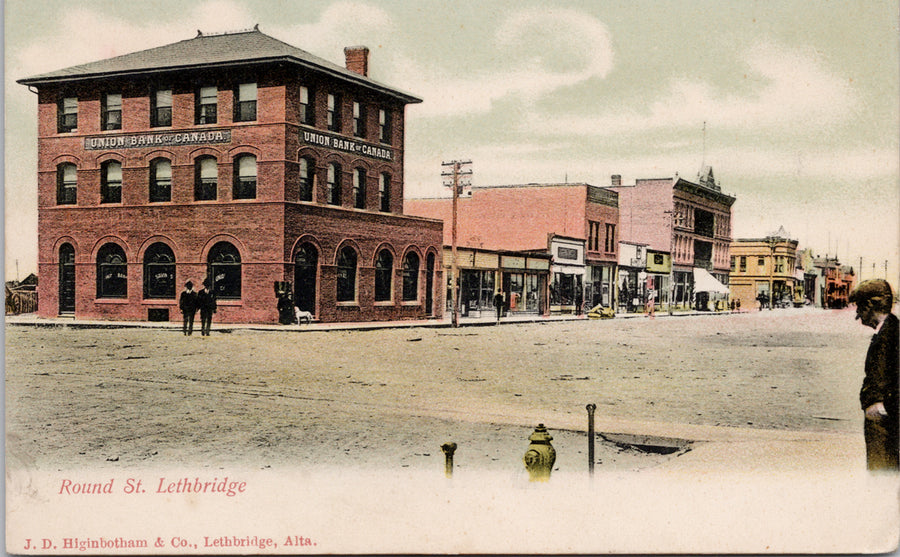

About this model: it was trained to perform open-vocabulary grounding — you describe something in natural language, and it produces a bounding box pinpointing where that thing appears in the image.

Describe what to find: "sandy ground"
[5,308,871,475]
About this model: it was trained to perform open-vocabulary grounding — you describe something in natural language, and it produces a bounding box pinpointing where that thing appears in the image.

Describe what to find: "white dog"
[294,308,313,324]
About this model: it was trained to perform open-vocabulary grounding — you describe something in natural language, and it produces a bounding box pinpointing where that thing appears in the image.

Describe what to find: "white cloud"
[528,40,856,136]
[400,7,614,117]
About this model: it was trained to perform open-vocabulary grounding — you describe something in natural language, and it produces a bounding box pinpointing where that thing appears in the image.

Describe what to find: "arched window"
[336,246,357,302]
[233,154,257,199]
[149,158,172,202]
[402,252,420,301]
[374,250,393,302]
[207,242,241,299]
[101,160,122,204]
[327,163,341,205]
[379,172,391,212]
[96,243,127,298]
[143,243,176,299]
[293,243,318,314]
[299,157,314,201]
[56,163,77,205]
[195,156,217,201]
[59,243,76,313]
[353,168,366,209]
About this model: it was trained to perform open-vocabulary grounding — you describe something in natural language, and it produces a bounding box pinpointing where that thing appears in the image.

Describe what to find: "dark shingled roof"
[18,27,421,103]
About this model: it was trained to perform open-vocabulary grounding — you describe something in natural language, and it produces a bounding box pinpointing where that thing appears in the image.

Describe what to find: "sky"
[5,0,899,284]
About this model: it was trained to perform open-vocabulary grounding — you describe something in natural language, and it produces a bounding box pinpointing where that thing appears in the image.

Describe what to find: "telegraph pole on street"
[441,160,472,328]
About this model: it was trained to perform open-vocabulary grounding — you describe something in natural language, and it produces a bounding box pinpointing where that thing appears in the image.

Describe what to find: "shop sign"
[301,130,394,161]
[85,130,232,150]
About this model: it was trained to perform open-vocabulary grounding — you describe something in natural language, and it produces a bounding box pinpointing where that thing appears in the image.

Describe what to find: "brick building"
[610,168,735,309]
[405,183,619,312]
[18,27,444,323]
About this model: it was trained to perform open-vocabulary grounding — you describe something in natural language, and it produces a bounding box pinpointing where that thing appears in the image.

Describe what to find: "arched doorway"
[425,253,435,316]
[59,243,75,314]
[293,243,318,315]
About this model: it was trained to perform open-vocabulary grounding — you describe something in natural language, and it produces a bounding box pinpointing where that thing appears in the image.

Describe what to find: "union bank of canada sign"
[300,130,394,161]
[84,130,232,150]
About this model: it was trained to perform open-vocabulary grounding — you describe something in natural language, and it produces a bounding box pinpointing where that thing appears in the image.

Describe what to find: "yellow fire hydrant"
[523,424,556,481]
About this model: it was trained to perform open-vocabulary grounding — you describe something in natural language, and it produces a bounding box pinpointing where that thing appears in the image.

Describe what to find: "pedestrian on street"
[179,281,198,336]
[494,290,504,324]
[198,279,216,336]
[849,279,899,472]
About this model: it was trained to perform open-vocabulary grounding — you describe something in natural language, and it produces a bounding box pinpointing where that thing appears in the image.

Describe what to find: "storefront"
[549,236,586,314]
[445,247,551,317]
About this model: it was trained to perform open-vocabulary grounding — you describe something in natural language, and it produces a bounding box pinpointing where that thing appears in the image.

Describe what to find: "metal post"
[441,442,457,478]
[586,404,596,476]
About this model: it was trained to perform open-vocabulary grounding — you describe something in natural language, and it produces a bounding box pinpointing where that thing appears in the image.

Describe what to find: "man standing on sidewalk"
[179,281,199,336]
[849,279,899,471]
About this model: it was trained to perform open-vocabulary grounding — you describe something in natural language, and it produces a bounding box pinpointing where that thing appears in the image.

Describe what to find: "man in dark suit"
[179,281,199,336]
[849,279,899,471]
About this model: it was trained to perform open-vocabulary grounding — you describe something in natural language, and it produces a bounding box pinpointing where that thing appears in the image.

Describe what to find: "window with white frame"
[196,86,217,124]
[151,88,172,127]
[58,97,77,133]
[235,82,257,122]
[102,93,122,130]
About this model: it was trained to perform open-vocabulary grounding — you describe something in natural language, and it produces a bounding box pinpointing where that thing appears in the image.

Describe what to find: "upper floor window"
[327,163,341,205]
[353,168,366,209]
[194,156,218,201]
[149,158,172,203]
[299,85,314,125]
[352,101,366,137]
[379,172,391,212]
[588,221,600,251]
[58,97,77,133]
[196,86,217,124]
[327,93,340,131]
[102,93,122,131]
[758,257,765,268]
[378,108,391,143]
[604,223,616,253]
[299,157,314,201]
[96,243,127,299]
[56,163,77,205]
[101,160,122,204]
[740,256,747,272]
[233,154,257,200]
[235,82,257,122]
[151,88,172,127]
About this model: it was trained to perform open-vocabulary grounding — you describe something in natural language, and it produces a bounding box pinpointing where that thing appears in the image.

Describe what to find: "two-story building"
[18,27,444,323]
[729,227,799,310]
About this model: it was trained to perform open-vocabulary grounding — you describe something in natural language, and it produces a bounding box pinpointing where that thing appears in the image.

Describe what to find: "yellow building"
[729,229,799,310]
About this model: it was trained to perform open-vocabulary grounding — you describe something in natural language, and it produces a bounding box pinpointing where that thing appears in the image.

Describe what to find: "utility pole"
[441,160,472,328]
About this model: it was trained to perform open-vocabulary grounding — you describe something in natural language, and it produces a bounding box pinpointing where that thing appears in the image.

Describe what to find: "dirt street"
[5,308,871,474]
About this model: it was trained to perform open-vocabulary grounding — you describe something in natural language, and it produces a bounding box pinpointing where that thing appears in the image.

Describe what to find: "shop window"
[102,93,122,131]
[299,85,314,125]
[233,154,257,199]
[379,172,391,212]
[327,93,340,131]
[196,86,217,124]
[352,101,366,137]
[143,243,175,299]
[56,163,77,205]
[378,108,391,144]
[100,160,122,204]
[151,88,172,127]
[374,250,393,302]
[353,168,366,209]
[96,243,127,298]
[327,163,341,205]
[149,158,172,202]
[299,157,314,201]
[336,246,357,302]
[207,242,241,300]
[194,156,217,201]
[402,252,419,302]
[234,82,257,122]
[58,97,77,133]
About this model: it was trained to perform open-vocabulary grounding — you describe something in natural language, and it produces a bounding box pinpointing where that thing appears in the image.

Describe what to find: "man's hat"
[850,279,893,309]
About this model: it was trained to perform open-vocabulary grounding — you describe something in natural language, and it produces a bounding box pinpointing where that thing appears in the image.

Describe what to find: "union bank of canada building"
[18,27,444,324]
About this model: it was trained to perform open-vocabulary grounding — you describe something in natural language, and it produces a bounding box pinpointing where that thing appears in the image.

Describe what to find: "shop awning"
[693,267,730,294]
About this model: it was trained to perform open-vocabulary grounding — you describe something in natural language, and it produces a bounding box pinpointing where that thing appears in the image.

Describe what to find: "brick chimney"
[344,46,370,76]
[611,174,622,187]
